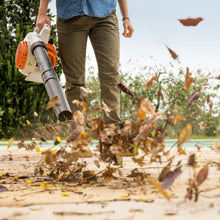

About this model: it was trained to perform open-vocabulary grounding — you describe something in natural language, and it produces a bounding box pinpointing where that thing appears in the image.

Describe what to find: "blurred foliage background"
[0,0,219,139]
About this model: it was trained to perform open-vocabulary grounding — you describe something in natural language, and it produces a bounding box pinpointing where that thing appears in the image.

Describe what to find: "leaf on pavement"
[178,17,203,26]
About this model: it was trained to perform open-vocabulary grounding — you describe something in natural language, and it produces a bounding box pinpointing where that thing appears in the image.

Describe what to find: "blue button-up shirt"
[56,0,117,19]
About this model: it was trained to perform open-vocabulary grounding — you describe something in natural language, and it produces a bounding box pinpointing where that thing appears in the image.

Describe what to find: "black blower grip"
[31,41,72,121]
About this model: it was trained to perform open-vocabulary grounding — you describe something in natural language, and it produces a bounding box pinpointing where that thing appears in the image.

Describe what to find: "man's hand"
[122,19,134,38]
[36,14,51,31]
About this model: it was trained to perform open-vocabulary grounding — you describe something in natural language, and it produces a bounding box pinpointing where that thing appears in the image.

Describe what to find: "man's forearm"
[38,0,50,15]
[117,0,129,18]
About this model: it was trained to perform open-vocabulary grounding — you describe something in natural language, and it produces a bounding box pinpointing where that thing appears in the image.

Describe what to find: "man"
[37,0,134,124]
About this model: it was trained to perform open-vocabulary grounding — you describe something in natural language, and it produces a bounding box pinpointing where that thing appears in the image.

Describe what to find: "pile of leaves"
[3,17,220,202]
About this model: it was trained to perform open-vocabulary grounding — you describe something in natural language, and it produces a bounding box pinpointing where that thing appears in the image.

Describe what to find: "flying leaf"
[159,162,171,182]
[72,99,85,107]
[80,87,97,95]
[67,125,84,143]
[207,95,213,112]
[161,167,182,189]
[0,185,8,192]
[144,76,157,89]
[101,100,112,115]
[102,168,116,181]
[188,154,197,167]
[93,160,100,168]
[26,120,31,125]
[132,155,145,166]
[178,17,203,26]
[196,164,209,186]
[54,136,61,145]
[213,141,220,150]
[137,96,154,115]
[147,176,170,200]
[35,146,40,152]
[187,91,201,105]
[166,45,178,60]
[136,108,146,120]
[47,96,59,110]
[178,124,192,148]
[184,67,194,91]
[7,137,14,149]
[33,111,38,117]
[73,110,84,125]
[114,82,135,98]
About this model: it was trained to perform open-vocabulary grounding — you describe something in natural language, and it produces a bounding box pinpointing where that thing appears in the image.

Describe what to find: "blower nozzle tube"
[31,41,72,121]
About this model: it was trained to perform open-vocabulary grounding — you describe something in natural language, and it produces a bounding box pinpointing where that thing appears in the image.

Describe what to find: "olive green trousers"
[57,11,120,124]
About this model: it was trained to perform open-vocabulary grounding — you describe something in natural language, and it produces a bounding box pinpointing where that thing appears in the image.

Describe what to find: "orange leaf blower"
[15,24,72,121]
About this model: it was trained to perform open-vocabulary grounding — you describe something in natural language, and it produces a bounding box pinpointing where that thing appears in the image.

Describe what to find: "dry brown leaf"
[199,83,209,88]
[102,100,112,116]
[161,167,182,189]
[132,155,145,166]
[114,82,135,98]
[187,91,201,105]
[80,87,97,95]
[178,17,203,26]
[67,125,84,143]
[137,96,154,115]
[184,67,194,91]
[73,110,84,125]
[178,124,192,148]
[213,141,220,150]
[102,168,116,181]
[72,99,85,107]
[196,164,209,186]
[47,96,59,110]
[159,162,171,182]
[93,160,100,168]
[207,95,213,112]
[136,108,147,120]
[217,75,220,80]
[144,76,158,89]
[147,176,170,200]
[171,115,185,125]
[166,46,178,60]
[188,154,197,167]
